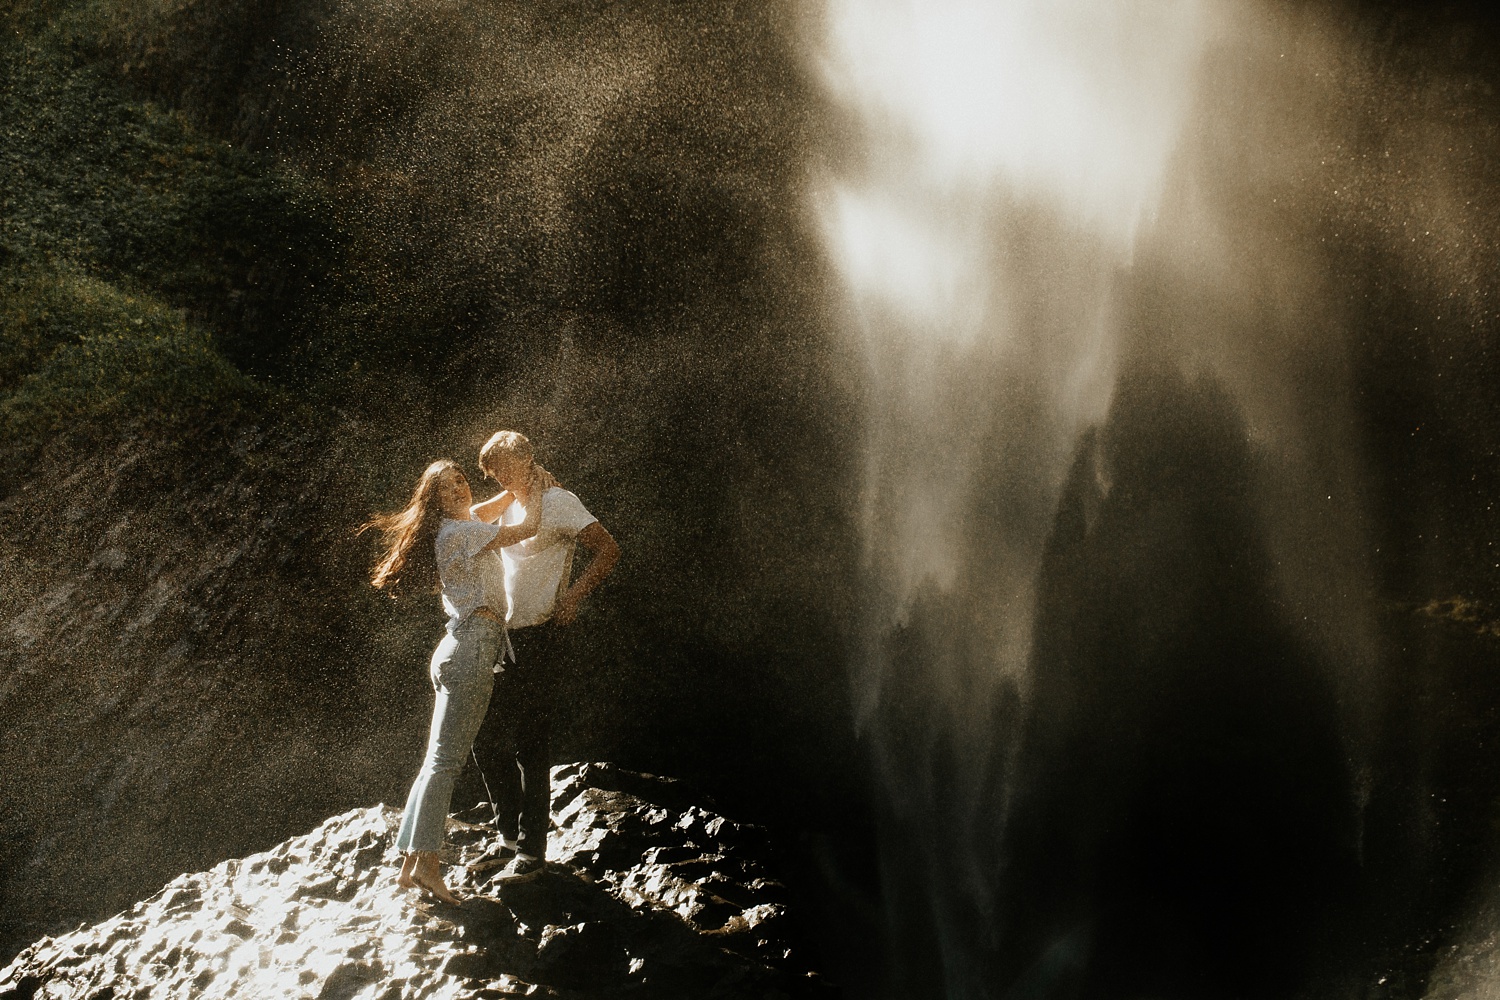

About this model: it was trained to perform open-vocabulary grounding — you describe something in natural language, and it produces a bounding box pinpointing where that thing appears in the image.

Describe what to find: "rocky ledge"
[0,763,830,1000]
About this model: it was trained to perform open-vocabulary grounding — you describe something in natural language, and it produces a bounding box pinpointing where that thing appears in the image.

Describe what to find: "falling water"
[819,0,1212,704]
[815,0,1497,995]
[817,0,1218,989]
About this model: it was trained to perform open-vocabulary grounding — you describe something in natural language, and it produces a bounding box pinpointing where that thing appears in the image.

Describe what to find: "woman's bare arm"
[470,465,557,525]
[483,492,540,549]
[480,465,559,550]
[470,490,514,524]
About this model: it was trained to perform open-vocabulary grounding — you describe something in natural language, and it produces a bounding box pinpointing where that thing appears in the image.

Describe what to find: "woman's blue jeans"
[394,615,504,853]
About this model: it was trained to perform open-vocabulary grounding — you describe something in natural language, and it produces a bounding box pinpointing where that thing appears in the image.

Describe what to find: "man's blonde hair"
[479,430,533,476]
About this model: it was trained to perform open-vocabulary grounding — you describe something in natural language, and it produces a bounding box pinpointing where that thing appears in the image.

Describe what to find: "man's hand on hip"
[551,521,619,626]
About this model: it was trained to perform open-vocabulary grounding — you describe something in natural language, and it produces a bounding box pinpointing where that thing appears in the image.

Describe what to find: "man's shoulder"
[438,516,492,535]
[541,487,597,530]
[542,486,585,506]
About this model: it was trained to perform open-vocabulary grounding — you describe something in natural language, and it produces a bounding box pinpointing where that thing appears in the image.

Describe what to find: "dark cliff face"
[0,762,832,999]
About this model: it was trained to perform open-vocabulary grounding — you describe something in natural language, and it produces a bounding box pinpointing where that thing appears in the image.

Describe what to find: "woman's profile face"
[436,468,473,515]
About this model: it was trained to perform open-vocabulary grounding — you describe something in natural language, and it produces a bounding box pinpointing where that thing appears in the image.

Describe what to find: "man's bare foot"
[410,852,464,905]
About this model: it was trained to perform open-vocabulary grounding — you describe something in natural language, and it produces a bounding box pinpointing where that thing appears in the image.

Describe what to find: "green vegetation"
[0,0,858,969]
[0,261,252,435]
[1,20,339,476]
[0,0,850,672]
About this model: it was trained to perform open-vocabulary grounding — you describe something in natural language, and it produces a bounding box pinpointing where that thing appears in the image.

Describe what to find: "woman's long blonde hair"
[360,459,456,597]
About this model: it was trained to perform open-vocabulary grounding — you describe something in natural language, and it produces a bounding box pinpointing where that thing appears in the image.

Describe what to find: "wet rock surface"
[0,762,830,1000]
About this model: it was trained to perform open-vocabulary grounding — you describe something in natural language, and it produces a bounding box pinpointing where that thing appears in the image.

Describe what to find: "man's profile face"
[487,452,532,490]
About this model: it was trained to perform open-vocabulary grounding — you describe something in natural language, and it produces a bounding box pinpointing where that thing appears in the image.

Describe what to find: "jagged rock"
[0,763,831,1000]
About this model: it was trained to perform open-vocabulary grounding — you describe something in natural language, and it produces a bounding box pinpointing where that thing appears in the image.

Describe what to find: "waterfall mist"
[816,0,1500,995]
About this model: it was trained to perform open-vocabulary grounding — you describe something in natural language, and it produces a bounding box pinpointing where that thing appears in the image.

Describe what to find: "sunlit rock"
[0,763,826,1000]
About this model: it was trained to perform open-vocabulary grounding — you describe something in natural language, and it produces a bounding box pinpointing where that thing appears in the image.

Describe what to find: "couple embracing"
[362,431,620,904]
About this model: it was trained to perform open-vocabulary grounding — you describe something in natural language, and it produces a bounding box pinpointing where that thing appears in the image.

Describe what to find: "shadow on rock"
[0,762,833,1000]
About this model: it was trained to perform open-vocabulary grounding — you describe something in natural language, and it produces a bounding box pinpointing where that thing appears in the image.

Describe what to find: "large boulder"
[0,763,831,999]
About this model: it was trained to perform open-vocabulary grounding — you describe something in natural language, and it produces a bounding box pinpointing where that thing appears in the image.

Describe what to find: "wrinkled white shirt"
[496,488,597,628]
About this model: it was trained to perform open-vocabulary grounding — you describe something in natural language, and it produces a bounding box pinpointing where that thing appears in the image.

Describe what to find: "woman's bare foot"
[395,852,419,890]
[409,852,464,905]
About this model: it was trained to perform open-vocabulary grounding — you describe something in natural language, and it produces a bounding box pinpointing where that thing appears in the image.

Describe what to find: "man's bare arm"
[552,521,620,625]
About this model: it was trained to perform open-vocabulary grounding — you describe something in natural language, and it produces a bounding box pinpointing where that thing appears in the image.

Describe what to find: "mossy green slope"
[1,27,337,474]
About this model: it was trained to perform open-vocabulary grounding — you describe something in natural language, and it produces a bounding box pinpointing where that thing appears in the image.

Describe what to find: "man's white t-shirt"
[497,488,597,628]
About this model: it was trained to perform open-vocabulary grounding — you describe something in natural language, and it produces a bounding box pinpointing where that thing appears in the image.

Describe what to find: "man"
[470,430,620,882]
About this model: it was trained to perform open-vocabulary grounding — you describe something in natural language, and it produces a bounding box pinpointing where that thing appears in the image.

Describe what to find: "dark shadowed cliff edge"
[839,0,1500,989]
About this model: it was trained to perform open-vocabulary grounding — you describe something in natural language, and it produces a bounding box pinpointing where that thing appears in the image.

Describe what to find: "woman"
[362,457,547,904]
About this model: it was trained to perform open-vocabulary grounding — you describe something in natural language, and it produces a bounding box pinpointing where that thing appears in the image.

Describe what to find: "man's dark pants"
[477,624,572,859]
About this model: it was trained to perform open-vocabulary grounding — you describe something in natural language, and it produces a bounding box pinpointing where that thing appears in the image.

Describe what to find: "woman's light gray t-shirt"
[435,518,507,636]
